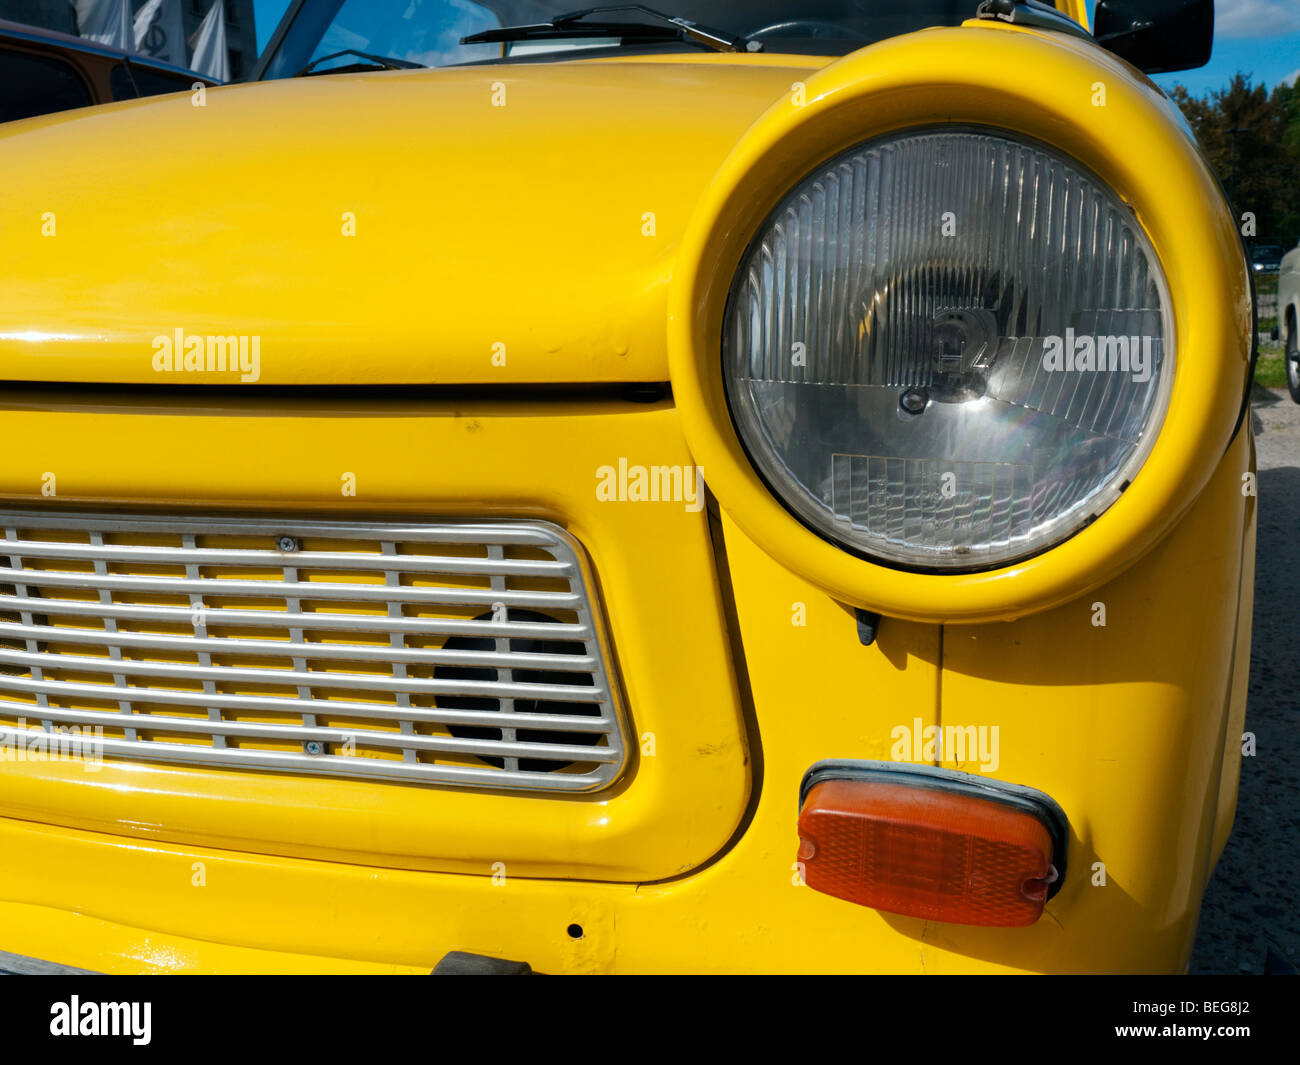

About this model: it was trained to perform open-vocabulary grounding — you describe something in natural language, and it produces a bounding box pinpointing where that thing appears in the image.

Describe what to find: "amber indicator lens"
[797,778,1057,927]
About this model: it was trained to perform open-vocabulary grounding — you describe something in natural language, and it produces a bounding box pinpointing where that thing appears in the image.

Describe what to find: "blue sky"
[254,0,1300,98]
[254,0,291,53]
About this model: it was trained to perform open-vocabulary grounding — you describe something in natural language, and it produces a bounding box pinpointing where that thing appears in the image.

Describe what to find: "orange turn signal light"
[797,762,1067,927]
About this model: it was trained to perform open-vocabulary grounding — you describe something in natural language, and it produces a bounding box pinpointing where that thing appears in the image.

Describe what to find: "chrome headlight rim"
[720,123,1177,575]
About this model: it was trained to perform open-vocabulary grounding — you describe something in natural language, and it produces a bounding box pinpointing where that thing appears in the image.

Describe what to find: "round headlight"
[723,127,1174,571]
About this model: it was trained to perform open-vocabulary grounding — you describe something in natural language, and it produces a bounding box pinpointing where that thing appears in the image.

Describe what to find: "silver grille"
[0,512,626,792]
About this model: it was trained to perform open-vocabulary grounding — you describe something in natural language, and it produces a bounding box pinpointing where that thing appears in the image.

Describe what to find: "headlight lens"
[723,127,1173,570]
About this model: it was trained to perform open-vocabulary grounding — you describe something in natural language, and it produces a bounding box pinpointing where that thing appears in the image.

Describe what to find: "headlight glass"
[723,127,1173,570]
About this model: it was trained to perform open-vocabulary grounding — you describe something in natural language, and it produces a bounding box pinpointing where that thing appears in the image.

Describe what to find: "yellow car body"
[0,0,1255,973]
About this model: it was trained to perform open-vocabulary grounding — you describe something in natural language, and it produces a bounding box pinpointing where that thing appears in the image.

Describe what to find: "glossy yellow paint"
[0,59,823,387]
[668,23,1252,624]
[933,427,1253,969]
[0,427,1250,972]
[0,392,749,881]
[0,6,1253,974]
[1211,430,1257,869]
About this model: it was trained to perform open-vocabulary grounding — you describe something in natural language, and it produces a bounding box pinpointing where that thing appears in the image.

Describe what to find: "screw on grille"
[303,741,326,756]
[276,535,299,553]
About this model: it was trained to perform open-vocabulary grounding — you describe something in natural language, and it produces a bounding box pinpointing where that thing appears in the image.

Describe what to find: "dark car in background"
[1251,243,1286,274]
[0,18,215,124]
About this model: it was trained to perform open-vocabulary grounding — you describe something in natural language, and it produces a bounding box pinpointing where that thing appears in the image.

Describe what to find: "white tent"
[74,0,133,50]
[133,0,188,69]
[189,0,231,82]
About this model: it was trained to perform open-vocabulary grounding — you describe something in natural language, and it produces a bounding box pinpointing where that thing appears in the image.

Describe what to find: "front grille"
[0,513,626,792]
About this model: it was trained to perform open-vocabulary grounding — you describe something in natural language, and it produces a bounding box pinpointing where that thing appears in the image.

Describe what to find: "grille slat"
[0,647,608,701]
[0,514,625,792]
[0,594,593,640]
[0,623,598,671]
[0,537,575,578]
[0,566,583,609]
[0,675,613,732]
[0,702,621,762]
[0,731,602,788]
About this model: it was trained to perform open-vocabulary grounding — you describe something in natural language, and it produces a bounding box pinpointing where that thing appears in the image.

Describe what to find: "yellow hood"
[0,55,822,386]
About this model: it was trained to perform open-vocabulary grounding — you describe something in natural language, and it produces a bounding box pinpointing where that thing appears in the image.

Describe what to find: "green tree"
[1276,80,1300,244]
[1167,74,1298,247]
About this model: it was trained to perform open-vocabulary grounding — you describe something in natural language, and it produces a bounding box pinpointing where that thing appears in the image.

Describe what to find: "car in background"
[1251,244,1286,274]
[0,18,216,124]
[1279,245,1300,402]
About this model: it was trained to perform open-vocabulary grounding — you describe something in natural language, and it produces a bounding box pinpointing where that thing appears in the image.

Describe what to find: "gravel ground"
[1188,386,1300,974]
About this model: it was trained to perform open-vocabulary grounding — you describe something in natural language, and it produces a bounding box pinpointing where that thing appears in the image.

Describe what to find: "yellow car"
[0,0,1254,974]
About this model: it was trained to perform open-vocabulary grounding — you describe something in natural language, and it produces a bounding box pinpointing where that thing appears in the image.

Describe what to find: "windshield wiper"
[463,5,756,53]
[296,49,425,77]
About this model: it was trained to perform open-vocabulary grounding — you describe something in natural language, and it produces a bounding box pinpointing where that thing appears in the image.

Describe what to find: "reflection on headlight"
[723,127,1173,570]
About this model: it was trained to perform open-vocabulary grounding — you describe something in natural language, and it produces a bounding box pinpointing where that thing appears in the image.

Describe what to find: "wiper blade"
[296,49,424,77]
[556,5,751,50]
[463,4,756,53]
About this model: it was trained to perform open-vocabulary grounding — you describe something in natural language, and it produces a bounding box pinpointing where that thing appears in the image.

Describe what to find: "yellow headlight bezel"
[667,23,1251,623]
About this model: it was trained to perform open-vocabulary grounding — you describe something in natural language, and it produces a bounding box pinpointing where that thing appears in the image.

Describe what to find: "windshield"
[259,0,978,79]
